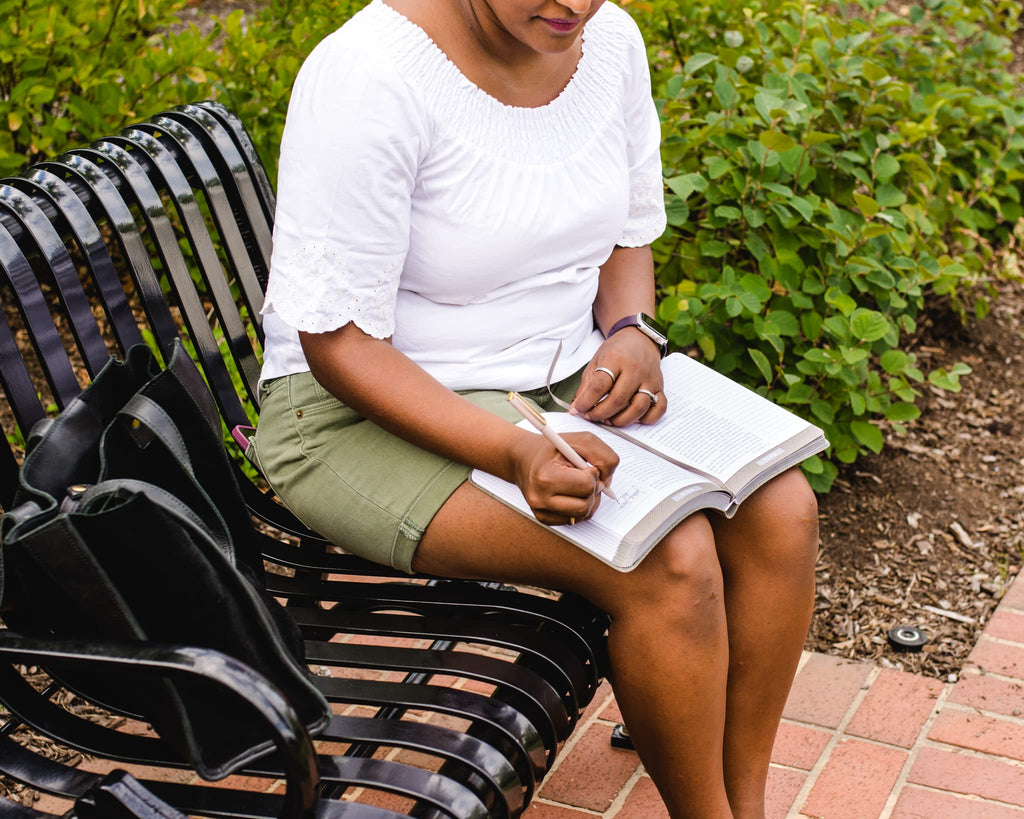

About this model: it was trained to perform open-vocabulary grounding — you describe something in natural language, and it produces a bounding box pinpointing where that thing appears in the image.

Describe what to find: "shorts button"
[295,409,304,419]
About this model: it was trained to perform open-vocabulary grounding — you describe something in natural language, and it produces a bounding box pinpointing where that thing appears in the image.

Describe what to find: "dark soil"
[811,275,1024,680]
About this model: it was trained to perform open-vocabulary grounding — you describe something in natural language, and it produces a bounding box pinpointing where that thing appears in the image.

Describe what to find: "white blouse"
[260,0,667,391]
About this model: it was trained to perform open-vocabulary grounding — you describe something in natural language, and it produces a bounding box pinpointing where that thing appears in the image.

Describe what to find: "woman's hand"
[508,430,619,527]
[569,328,667,426]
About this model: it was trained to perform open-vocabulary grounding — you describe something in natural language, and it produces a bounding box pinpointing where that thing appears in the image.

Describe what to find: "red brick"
[892,785,1024,818]
[521,801,596,817]
[909,746,1024,804]
[984,608,1024,643]
[77,759,196,786]
[538,722,641,812]
[801,738,907,819]
[950,672,1024,718]
[578,679,614,725]
[347,786,417,814]
[770,722,831,770]
[205,773,278,793]
[1002,576,1024,611]
[928,710,1024,761]
[969,637,1024,680]
[766,766,805,819]
[615,775,670,818]
[31,794,74,815]
[599,695,623,724]
[461,677,496,696]
[845,668,944,748]
[783,654,872,729]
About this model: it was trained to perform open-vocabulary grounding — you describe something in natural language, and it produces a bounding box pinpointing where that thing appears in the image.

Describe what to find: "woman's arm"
[299,325,619,525]
[570,244,668,426]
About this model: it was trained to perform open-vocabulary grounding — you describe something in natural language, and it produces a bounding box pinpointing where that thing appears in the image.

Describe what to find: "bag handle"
[114,393,194,477]
[77,479,233,561]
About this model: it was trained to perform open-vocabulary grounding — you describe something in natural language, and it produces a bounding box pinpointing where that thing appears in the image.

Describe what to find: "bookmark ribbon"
[545,341,574,412]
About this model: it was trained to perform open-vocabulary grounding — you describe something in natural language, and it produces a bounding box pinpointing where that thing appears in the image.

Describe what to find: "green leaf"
[748,348,772,383]
[853,193,880,217]
[789,195,814,221]
[766,309,799,336]
[739,273,772,303]
[714,77,737,108]
[885,402,920,422]
[754,92,786,125]
[665,197,690,227]
[825,288,857,316]
[875,184,907,208]
[880,349,908,374]
[700,239,731,258]
[851,420,884,453]
[665,173,707,200]
[810,400,835,424]
[801,311,823,340]
[803,131,839,146]
[760,131,797,153]
[802,454,825,475]
[697,334,716,360]
[706,157,734,179]
[850,308,890,342]
[874,154,900,181]
[738,290,763,313]
[684,52,717,75]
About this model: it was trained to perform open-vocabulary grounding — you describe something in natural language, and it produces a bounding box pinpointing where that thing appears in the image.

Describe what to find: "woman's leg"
[708,469,819,818]
[415,483,735,818]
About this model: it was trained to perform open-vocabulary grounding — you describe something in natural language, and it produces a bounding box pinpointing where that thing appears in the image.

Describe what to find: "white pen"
[507,392,618,502]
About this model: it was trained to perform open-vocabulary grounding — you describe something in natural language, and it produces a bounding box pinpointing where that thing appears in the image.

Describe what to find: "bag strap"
[78,480,233,560]
[115,393,193,476]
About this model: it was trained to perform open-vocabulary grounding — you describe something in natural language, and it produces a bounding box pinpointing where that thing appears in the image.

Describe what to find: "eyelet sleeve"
[261,35,426,338]
[617,21,667,248]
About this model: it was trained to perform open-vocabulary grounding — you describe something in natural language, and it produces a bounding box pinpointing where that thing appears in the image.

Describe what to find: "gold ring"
[569,517,576,526]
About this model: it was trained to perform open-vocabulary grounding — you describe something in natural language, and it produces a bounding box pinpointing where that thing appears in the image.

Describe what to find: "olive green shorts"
[251,369,584,574]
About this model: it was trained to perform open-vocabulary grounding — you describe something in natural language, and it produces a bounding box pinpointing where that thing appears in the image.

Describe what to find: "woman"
[253,0,819,815]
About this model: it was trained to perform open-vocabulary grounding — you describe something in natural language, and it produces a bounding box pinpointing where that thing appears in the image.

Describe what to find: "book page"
[470,416,722,566]
[618,353,822,489]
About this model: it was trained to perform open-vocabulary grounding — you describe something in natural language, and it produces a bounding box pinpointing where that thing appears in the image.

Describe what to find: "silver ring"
[637,388,658,405]
[594,366,617,382]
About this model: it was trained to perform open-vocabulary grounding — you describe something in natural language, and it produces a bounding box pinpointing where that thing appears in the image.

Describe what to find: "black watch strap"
[608,312,669,358]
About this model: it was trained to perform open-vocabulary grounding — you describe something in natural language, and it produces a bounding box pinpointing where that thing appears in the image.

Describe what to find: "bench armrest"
[0,633,319,818]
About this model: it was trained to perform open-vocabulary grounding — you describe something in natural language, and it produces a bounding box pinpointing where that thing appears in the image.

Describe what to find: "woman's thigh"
[416,481,722,619]
[251,370,584,573]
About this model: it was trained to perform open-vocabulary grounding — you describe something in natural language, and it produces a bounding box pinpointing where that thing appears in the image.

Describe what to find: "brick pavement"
[26,573,1024,816]
[524,572,1024,817]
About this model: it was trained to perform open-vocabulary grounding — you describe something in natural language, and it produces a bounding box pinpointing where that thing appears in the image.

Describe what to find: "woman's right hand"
[508,431,619,527]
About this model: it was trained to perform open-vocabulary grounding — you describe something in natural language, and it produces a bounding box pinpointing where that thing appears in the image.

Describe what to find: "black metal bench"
[0,101,611,818]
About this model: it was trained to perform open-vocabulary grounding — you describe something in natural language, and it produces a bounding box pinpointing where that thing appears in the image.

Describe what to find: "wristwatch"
[608,312,669,358]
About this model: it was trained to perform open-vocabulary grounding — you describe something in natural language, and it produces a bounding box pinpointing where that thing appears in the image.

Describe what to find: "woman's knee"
[620,515,725,623]
[723,468,819,569]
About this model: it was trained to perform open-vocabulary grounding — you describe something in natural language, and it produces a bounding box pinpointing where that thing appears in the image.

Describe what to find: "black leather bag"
[0,341,330,780]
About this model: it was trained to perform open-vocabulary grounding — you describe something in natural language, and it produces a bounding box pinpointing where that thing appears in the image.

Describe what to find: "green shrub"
[205,0,369,184]
[3,0,1021,493]
[0,0,219,174]
[624,0,1024,490]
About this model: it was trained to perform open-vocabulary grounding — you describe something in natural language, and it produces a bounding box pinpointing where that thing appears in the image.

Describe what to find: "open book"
[470,353,828,571]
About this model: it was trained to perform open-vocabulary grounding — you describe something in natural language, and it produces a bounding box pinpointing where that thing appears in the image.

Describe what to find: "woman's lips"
[540,17,581,33]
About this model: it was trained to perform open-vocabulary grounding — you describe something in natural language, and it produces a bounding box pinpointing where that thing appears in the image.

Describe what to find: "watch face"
[637,313,668,345]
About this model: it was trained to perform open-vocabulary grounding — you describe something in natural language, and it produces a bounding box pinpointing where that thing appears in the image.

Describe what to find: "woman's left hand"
[569,328,667,426]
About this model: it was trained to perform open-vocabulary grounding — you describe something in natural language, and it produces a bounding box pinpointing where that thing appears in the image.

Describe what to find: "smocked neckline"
[375,0,595,113]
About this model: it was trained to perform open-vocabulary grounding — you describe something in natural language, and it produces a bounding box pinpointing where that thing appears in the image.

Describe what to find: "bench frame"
[0,101,612,819]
